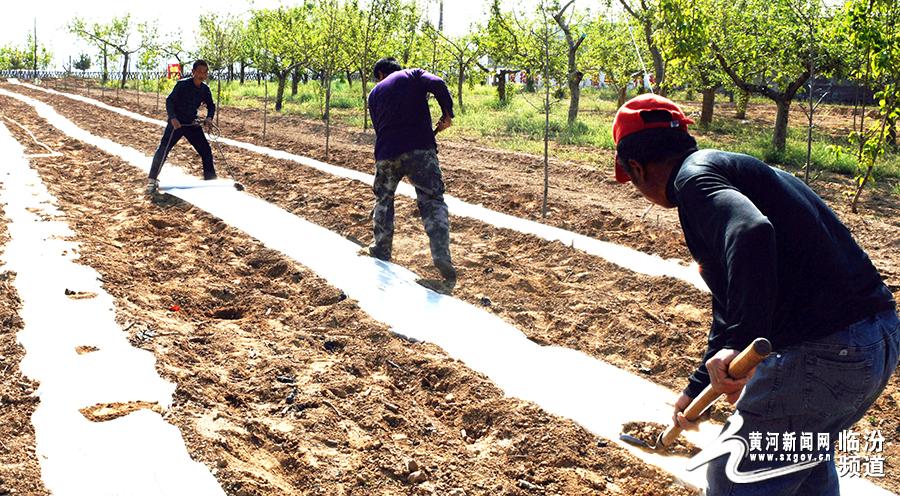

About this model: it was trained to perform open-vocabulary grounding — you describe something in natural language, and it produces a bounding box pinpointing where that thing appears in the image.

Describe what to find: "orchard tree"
[430,27,483,113]
[248,5,316,112]
[583,12,649,107]
[483,0,527,102]
[160,37,189,77]
[483,0,556,98]
[198,13,244,117]
[74,53,92,73]
[70,15,158,88]
[342,0,402,130]
[394,1,425,67]
[0,34,52,71]
[838,0,900,212]
[658,0,728,126]
[612,0,667,94]
[313,0,347,159]
[552,0,588,125]
[707,0,839,152]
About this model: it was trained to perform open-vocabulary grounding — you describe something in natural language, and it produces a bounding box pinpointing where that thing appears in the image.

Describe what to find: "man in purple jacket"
[366,57,457,286]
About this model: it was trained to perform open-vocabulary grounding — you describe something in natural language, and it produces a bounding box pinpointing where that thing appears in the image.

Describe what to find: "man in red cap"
[612,94,898,494]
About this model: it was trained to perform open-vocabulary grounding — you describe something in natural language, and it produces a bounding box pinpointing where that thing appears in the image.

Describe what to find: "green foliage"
[74,53,92,72]
[0,33,52,70]
[198,13,243,72]
[582,10,647,97]
[834,0,900,210]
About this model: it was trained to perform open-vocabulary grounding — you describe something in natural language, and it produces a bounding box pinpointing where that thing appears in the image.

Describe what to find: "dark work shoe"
[367,245,391,262]
[204,174,218,181]
[435,260,457,283]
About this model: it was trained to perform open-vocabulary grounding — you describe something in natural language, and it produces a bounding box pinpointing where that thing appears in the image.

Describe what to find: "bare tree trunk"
[275,74,287,112]
[239,61,246,84]
[360,69,370,131]
[888,117,898,151]
[263,78,269,140]
[542,80,550,219]
[119,53,129,89]
[617,86,627,108]
[102,50,108,84]
[735,89,749,119]
[291,66,299,96]
[567,71,583,125]
[457,63,465,113]
[541,31,550,219]
[643,23,665,94]
[216,79,222,127]
[700,88,716,126]
[773,98,790,153]
[325,70,333,160]
[498,73,507,103]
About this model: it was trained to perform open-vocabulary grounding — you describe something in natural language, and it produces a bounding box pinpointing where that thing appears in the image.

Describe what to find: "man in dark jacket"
[146,59,217,195]
[612,94,899,495]
[366,57,456,286]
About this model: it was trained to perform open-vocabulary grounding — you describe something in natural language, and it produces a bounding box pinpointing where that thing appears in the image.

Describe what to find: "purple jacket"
[368,68,455,161]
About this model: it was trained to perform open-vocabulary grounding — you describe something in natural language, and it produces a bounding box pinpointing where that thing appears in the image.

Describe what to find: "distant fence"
[794,78,876,106]
[0,69,277,83]
[0,70,879,107]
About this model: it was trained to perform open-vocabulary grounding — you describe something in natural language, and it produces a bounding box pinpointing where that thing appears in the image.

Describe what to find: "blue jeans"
[706,309,900,496]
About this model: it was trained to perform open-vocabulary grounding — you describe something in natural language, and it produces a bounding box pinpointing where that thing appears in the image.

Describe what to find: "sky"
[0,0,504,69]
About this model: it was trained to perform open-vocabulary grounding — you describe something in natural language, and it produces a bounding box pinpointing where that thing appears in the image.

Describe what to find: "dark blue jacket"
[670,150,895,398]
[166,78,215,124]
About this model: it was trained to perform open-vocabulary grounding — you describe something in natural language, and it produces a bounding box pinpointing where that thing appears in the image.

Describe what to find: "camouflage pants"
[372,149,452,267]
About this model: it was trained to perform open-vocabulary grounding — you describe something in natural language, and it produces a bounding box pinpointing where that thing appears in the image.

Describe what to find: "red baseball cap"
[612,94,694,183]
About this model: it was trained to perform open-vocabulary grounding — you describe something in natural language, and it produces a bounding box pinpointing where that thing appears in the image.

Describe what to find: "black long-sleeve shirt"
[669,150,896,398]
[166,77,215,124]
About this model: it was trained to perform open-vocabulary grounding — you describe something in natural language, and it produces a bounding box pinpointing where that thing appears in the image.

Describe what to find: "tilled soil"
[5,80,900,493]
[0,94,700,495]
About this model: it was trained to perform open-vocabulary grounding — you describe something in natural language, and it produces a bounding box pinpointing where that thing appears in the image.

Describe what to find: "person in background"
[146,59,216,195]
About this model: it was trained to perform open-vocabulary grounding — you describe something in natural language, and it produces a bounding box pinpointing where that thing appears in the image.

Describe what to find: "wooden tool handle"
[659,338,771,448]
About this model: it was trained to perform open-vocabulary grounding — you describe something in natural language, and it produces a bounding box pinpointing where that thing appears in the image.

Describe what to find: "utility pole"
[33,18,38,73]
[431,1,444,73]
